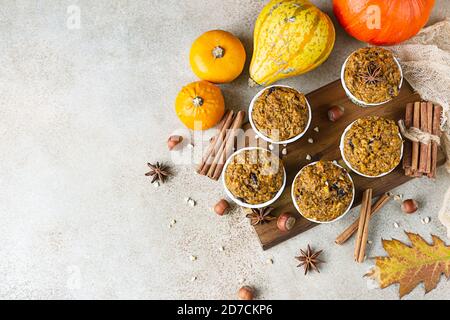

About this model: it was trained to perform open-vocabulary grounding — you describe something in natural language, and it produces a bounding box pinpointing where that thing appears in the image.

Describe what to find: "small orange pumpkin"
[190,30,246,83]
[175,81,225,130]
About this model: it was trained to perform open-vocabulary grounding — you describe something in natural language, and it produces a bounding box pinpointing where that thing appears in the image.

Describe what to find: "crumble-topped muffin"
[343,116,402,177]
[251,87,309,141]
[344,47,402,104]
[224,149,284,205]
[293,161,354,222]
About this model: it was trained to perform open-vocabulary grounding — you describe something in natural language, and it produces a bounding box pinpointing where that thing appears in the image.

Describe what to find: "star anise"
[357,62,383,85]
[295,245,324,275]
[246,207,276,226]
[145,162,170,183]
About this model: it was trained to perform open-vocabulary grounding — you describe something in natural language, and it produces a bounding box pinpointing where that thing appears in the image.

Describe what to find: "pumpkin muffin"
[342,116,403,177]
[251,87,309,141]
[343,47,402,104]
[293,161,354,222]
[224,149,284,205]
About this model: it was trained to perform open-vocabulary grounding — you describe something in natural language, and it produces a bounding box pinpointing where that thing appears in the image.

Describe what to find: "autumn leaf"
[366,232,450,298]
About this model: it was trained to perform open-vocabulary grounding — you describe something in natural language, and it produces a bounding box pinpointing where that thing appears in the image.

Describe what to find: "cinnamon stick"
[209,111,246,180]
[411,102,421,173]
[425,102,434,174]
[403,103,413,175]
[355,189,372,263]
[335,192,391,245]
[418,102,429,173]
[429,105,442,179]
[198,110,234,175]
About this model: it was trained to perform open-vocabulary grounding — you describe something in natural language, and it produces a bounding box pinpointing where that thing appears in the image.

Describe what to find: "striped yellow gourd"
[249,0,335,86]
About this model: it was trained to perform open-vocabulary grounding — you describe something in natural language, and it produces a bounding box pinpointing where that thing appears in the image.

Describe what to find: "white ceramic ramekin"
[291,161,355,224]
[340,48,403,108]
[249,85,312,145]
[222,147,286,209]
[339,120,404,178]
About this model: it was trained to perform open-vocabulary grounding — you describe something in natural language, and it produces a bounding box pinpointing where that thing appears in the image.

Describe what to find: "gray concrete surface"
[0,0,449,300]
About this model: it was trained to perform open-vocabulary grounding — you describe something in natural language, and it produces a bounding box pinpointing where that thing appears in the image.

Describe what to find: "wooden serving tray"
[239,79,445,250]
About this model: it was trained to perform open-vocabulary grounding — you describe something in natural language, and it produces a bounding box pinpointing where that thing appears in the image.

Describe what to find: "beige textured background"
[0,0,449,299]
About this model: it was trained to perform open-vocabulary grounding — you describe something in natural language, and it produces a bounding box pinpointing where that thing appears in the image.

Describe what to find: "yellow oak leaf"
[366,232,450,298]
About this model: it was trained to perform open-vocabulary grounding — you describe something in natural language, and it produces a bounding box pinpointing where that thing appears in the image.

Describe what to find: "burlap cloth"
[386,19,450,238]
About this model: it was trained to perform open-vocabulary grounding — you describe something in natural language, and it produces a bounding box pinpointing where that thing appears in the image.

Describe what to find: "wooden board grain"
[239,79,446,250]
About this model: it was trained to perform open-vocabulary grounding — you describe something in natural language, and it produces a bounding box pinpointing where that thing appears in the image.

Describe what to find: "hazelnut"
[277,213,296,232]
[167,135,183,150]
[401,199,418,214]
[328,105,344,122]
[238,286,254,300]
[214,199,230,216]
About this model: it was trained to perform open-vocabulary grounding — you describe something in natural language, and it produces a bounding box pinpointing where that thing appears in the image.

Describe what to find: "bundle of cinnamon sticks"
[197,110,246,180]
[402,102,442,178]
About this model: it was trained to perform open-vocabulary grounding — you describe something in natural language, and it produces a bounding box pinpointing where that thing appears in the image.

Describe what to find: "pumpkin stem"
[192,96,204,107]
[212,46,225,59]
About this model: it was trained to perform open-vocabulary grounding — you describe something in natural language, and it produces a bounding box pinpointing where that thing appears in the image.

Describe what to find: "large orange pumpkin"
[175,81,225,130]
[190,30,246,83]
[333,0,435,45]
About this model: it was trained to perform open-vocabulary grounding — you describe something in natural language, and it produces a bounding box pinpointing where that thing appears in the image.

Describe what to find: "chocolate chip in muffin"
[337,188,347,198]
[348,140,355,150]
[250,173,259,187]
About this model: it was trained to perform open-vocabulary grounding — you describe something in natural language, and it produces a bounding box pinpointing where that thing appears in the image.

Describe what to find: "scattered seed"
[153,181,160,188]
[171,219,176,225]
[423,217,431,224]
[190,255,197,261]
[306,154,312,161]
[238,278,246,284]
[184,197,190,203]
[314,126,319,132]
[367,240,373,244]
[269,144,274,150]
[190,276,197,282]
[187,143,194,149]
[394,194,403,201]
[308,138,314,144]
[219,246,224,252]
[281,148,287,155]
[188,199,196,207]
[266,258,273,265]
[394,222,399,228]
